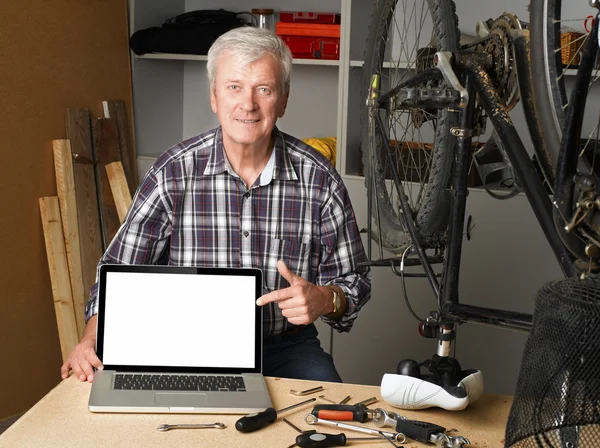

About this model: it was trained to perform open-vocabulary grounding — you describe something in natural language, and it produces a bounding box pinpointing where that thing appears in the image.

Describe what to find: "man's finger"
[60,361,71,379]
[257,288,287,306]
[70,358,86,382]
[276,260,301,285]
[79,358,95,381]
[84,348,104,370]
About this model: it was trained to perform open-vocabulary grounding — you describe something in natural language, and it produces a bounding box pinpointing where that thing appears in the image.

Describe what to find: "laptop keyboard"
[113,374,246,391]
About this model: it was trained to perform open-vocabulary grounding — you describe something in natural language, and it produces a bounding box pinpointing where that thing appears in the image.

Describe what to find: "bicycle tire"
[362,0,460,253]
[529,0,596,186]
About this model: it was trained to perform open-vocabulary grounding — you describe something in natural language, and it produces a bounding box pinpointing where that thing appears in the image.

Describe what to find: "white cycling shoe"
[380,369,484,411]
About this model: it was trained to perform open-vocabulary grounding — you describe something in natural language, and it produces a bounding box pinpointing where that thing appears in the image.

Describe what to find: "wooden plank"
[106,161,132,223]
[92,117,121,247]
[65,108,103,311]
[39,197,79,362]
[52,140,86,337]
[103,100,136,193]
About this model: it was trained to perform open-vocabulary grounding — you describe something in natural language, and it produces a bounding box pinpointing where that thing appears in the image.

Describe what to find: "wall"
[0,0,133,419]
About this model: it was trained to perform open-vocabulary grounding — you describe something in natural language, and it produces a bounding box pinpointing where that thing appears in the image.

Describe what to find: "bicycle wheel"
[362,0,460,253]
[530,0,599,187]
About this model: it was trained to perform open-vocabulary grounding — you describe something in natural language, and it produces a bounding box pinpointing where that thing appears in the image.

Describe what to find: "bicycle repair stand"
[381,311,483,411]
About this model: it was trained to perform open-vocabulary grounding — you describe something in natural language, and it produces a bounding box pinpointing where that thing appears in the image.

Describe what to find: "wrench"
[304,413,406,444]
[157,422,225,431]
[430,433,472,448]
[373,409,470,448]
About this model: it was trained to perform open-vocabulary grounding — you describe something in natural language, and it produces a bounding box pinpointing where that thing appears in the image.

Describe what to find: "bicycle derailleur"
[563,172,600,266]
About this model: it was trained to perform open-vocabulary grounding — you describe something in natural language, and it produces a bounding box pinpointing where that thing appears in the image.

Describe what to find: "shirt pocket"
[264,238,311,291]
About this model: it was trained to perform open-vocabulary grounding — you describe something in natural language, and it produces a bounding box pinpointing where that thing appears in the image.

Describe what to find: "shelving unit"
[129,0,353,170]
[129,0,379,180]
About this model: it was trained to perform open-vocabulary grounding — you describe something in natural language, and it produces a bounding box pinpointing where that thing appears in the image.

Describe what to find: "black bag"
[129,9,250,56]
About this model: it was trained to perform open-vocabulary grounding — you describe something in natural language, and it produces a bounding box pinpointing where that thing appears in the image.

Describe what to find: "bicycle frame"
[372,17,600,332]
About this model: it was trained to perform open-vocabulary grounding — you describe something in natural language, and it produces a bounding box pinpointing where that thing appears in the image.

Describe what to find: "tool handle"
[234,408,277,432]
[311,404,369,423]
[395,419,446,443]
[296,432,347,448]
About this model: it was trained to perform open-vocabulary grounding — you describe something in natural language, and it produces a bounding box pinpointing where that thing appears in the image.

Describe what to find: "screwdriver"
[311,404,374,423]
[296,432,383,447]
[235,397,316,432]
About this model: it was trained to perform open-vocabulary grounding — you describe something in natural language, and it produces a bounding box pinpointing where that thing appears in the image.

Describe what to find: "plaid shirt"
[85,127,371,335]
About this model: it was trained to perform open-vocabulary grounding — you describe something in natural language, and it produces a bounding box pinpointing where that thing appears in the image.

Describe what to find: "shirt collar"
[204,126,298,183]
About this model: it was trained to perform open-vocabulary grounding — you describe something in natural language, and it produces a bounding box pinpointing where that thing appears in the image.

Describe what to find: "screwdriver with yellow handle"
[235,397,316,433]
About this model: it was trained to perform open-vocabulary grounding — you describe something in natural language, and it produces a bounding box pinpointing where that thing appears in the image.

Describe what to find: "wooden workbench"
[0,376,511,447]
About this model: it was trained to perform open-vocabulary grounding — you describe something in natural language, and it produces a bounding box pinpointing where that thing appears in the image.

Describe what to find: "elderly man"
[61,26,371,383]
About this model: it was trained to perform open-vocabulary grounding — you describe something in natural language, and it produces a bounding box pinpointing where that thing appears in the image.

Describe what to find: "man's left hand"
[256,260,332,325]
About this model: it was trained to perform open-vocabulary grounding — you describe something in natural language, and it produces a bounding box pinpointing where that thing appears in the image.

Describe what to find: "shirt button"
[243,231,249,237]
[244,192,251,199]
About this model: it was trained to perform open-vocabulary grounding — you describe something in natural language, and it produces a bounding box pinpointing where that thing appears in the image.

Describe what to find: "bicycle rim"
[362,0,460,253]
[530,0,599,186]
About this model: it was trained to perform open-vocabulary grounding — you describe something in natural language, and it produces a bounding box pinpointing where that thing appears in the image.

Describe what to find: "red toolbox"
[280,35,340,60]
[279,11,341,24]
[275,22,340,38]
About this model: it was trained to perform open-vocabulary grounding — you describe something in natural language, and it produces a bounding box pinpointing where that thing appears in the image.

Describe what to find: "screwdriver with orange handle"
[310,404,375,423]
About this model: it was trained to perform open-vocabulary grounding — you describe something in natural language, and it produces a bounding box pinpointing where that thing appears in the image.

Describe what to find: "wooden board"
[65,108,103,308]
[92,117,121,247]
[52,140,86,337]
[39,197,79,362]
[106,161,132,223]
[103,100,136,193]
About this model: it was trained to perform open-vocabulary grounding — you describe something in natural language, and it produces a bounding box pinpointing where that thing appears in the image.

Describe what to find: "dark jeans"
[263,323,342,383]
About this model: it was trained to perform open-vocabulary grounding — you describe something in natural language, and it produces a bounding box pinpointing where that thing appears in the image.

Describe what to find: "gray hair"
[207,26,293,93]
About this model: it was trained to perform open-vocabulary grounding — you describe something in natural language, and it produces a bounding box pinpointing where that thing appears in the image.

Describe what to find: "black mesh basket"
[505,277,600,447]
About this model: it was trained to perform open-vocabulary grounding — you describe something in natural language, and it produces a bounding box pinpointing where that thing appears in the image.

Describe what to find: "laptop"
[88,264,272,414]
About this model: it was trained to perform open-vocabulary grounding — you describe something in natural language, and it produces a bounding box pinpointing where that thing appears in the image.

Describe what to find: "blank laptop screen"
[97,267,261,372]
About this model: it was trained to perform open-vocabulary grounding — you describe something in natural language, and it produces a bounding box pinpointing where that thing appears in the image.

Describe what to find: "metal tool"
[318,395,338,404]
[373,409,471,448]
[372,409,406,427]
[291,386,325,396]
[156,422,225,431]
[235,397,317,433]
[339,395,351,404]
[305,414,406,444]
[283,418,305,433]
[354,397,378,407]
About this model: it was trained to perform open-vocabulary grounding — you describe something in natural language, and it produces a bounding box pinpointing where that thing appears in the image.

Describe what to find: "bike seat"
[380,370,484,411]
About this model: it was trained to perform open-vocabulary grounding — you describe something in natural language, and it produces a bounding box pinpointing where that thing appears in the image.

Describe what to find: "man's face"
[210,51,289,150]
